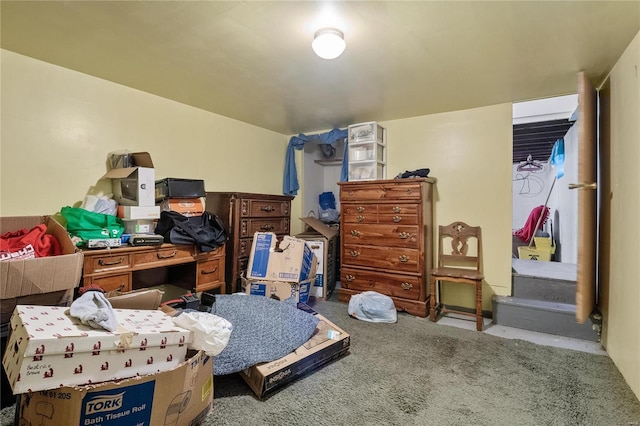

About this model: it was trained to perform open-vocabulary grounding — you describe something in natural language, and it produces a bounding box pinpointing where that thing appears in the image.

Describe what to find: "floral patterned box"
[2,305,191,394]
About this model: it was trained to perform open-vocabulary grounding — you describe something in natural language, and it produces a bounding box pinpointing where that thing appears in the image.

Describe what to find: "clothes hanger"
[516,155,543,172]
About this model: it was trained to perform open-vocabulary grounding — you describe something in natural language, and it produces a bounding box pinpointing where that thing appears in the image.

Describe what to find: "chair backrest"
[437,221,482,273]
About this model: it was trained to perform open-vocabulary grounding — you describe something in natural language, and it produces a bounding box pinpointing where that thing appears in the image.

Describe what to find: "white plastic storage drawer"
[349,142,385,162]
[348,162,385,181]
[348,122,385,144]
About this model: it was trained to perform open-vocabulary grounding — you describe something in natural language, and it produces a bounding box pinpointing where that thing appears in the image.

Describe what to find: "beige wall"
[380,105,514,311]
[603,31,640,400]
[0,50,289,217]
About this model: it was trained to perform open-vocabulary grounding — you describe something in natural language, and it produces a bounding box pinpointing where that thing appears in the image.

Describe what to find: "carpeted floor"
[2,296,639,425]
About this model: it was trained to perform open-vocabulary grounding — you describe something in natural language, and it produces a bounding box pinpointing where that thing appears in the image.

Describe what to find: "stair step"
[492,296,600,342]
[511,259,577,304]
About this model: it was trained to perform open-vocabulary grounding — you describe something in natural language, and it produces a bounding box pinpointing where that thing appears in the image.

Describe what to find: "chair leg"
[429,277,437,322]
[475,280,483,331]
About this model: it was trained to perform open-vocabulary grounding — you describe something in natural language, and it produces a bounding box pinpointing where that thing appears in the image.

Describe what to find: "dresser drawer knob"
[345,274,355,282]
[393,216,401,223]
[349,250,360,258]
[398,232,410,239]
[260,224,275,231]
[348,190,354,196]
[398,255,409,263]
[157,250,177,259]
[356,206,365,213]
[406,188,413,194]
[356,215,365,223]
[401,282,413,290]
[261,205,275,212]
[98,256,125,266]
[201,266,218,275]
[350,229,361,237]
[392,206,402,213]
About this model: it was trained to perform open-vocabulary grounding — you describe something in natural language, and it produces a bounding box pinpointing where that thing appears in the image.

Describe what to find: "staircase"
[492,259,601,342]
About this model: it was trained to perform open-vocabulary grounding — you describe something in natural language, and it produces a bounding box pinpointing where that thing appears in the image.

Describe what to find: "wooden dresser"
[81,244,226,294]
[205,192,294,293]
[337,178,435,317]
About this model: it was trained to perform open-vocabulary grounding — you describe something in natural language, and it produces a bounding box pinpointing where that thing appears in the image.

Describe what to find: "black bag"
[155,211,227,252]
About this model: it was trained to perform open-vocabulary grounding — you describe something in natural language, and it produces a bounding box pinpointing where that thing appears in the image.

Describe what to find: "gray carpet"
[2,296,640,425]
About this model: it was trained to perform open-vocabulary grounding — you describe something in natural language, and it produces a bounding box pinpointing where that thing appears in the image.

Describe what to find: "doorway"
[512,94,578,266]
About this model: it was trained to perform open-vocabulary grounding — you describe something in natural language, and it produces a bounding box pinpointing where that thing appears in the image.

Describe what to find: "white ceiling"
[1,1,638,135]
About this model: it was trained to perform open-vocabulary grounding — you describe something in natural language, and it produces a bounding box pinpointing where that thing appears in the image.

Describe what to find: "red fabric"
[513,205,549,243]
[0,224,62,261]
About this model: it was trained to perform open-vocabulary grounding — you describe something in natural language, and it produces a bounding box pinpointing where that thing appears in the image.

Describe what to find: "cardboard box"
[14,350,213,426]
[0,216,83,301]
[247,233,317,283]
[105,288,164,310]
[122,219,155,234]
[0,289,74,325]
[102,152,155,207]
[296,217,339,299]
[244,279,313,304]
[158,198,205,217]
[239,306,350,398]
[3,305,191,394]
[117,205,161,220]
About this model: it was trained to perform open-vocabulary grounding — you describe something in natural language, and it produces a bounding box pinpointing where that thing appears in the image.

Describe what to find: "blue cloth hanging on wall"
[550,138,565,179]
[283,128,348,196]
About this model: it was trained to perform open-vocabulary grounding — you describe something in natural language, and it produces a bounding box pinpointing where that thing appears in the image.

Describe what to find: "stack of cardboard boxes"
[101,152,160,234]
[243,232,317,303]
[2,305,214,425]
[155,177,206,217]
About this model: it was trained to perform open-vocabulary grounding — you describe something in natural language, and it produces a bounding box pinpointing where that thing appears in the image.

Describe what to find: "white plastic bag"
[172,311,233,356]
[348,291,397,323]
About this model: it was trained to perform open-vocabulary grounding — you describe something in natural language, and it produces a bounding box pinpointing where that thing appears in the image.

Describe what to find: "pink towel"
[514,205,549,243]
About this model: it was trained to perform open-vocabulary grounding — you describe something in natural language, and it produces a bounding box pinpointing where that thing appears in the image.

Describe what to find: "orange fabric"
[513,205,549,243]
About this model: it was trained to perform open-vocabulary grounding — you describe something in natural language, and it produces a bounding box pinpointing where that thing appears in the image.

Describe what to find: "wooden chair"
[429,221,484,331]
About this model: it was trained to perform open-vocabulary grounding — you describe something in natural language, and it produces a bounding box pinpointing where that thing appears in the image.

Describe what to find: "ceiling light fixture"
[312,28,346,59]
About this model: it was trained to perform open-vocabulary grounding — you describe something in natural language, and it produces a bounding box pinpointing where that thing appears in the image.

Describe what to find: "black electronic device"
[129,234,164,246]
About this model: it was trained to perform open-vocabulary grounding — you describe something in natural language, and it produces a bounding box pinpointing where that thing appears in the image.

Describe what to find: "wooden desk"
[81,243,225,294]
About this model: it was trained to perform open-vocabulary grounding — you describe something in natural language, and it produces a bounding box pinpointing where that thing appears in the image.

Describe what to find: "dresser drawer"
[240,218,290,237]
[340,182,423,202]
[87,253,131,273]
[378,204,419,225]
[132,245,195,268]
[340,267,421,300]
[342,224,421,249]
[343,244,421,273]
[241,199,291,218]
[342,205,378,223]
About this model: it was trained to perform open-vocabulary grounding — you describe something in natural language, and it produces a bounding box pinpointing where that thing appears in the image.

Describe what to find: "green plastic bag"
[61,206,124,245]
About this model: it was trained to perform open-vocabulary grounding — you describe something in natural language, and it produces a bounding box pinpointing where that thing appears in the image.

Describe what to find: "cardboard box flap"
[298,217,338,239]
[101,152,154,179]
[9,305,191,356]
[0,216,45,234]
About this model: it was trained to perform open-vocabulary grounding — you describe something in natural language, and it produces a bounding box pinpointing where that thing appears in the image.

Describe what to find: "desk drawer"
[88,253,131,273]
[196,258,224,291]
[132,246,195,268]
[90,273,131,292]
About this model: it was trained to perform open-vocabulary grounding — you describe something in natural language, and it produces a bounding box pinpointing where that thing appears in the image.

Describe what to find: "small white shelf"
[314,158,343,166]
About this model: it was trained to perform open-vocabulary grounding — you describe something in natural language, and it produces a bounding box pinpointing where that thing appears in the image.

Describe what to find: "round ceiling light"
[312,28,346,60]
